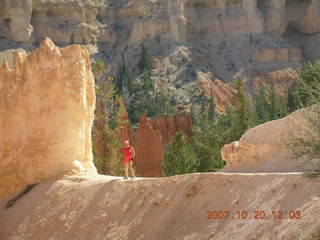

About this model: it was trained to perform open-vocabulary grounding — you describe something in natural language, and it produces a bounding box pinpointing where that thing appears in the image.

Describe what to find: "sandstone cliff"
[221,108,318,173]
[0,38,97,204]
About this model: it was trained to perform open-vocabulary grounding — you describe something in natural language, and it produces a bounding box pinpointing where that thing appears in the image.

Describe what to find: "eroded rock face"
[131,113,192,177]
[0,38,97,203]
[0,0,33,42]
[197,72,235,113]
[221,108,316,173]
[152,113,192,146]
[132,115,164,177]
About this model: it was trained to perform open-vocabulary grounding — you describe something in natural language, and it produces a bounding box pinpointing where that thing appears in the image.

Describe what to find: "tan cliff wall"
[0,38,97,204]
[221,108,318,173]
[0,0,319,45]
[1,0,316,97]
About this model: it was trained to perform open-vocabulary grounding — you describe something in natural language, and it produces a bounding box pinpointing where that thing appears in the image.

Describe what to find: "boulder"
[221,108,317,173]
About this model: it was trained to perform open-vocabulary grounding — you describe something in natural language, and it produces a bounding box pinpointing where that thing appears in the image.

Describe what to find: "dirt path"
[1,172,320,240]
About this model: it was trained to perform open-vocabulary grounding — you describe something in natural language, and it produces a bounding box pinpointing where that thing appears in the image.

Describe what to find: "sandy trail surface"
[1,173,320,240]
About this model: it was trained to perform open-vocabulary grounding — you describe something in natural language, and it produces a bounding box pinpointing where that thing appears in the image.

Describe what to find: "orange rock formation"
[132,113,192,177]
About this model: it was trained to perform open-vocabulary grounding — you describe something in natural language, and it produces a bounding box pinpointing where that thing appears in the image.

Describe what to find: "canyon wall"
[1,0,319,45]
[0,38,97,203]
[1,0,319,114]
[1,0,318,80]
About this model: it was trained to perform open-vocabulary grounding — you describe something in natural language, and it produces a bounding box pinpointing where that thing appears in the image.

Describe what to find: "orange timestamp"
[206,210,301,220]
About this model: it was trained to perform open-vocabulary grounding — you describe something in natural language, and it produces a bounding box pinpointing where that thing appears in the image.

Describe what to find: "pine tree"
[269,83,281,120]
[255,83,270,123]
[116,54,134,95]
[199,91,209,114]
[208,81,217,121]
[295,60,320,107]
[141,68,154,94]
[208,98,216,122]
[228,74,255,141]
[91,58,107,79]
[137,44,152,73]
[287,86,298,113]
[192,113,224,172]
[289,70,320,175]
[190,103,198,125]
[163,132,199,176]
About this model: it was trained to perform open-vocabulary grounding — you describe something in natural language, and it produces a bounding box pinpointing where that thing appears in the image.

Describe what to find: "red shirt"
[122,146,133,158]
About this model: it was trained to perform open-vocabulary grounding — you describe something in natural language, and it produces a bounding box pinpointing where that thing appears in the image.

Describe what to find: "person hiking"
[122,140,136,179]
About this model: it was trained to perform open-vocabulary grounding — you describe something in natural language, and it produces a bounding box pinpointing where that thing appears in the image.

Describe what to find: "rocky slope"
[0,38,97,204]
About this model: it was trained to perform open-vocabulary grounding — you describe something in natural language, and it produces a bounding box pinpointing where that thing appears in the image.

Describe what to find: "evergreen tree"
[289,73,320,175]
[91,58,107,79]
[255,83,270,123]
[192,113,225,172]
[199,91,209,114]
[190,103,197,125]
[116,54,134,95]
[208,98,216,122]
[269,83,282,120]
[141,68,154,94]
[163,132,199,176]
[295,60,320,107]
[287,86,298,113]
[137,44,153,72]
[208,82,216,121]
[228,74,255,141]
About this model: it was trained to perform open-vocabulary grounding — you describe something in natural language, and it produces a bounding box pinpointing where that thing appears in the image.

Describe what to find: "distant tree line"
[163,70,305,176]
